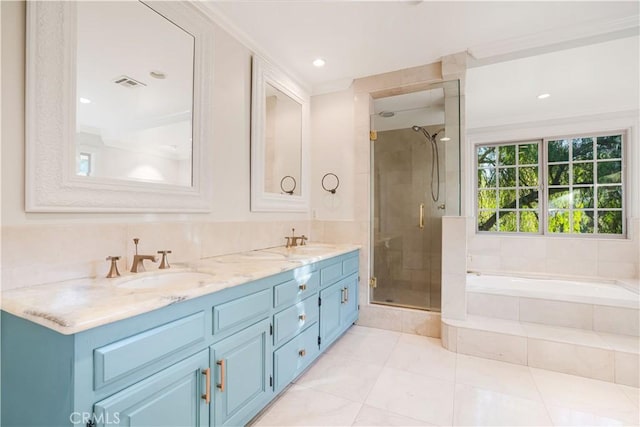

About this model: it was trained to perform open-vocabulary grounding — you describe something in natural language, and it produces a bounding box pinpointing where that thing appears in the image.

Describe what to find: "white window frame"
[475,139,543,234]
[543,130,627,238]
[475,129,628,238]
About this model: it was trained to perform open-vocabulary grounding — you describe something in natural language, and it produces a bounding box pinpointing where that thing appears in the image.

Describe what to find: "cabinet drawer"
[94,312,205,390]
[342,255,359,276]
[320,261,342,287]
[273,323,319,392]
[273,295,319,348]
[273,270,319,309]
[213,289,270,336]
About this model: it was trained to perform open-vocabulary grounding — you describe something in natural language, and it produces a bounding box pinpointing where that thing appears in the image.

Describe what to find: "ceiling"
[206,1,639,94]
[466,35,640,129]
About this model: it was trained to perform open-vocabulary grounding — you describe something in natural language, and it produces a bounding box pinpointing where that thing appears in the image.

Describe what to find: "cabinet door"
[211,318,272,427]
[340,274,359,327]
[319,281,343,348]
[93,349,209,427]
[320,274,359,349]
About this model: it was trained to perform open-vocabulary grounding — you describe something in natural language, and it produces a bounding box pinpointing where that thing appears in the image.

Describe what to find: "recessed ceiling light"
[312,58,326,67]
[537,93,551,99]
[79,97,91,104]
[440,137,451,142]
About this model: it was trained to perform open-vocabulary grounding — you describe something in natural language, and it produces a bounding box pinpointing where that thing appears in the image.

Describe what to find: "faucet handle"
[105,256,121,278]
[157,250,172,269]
[300,235,308,246]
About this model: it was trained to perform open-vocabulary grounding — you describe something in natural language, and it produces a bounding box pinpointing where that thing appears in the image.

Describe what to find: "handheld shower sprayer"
[412,125,442,203]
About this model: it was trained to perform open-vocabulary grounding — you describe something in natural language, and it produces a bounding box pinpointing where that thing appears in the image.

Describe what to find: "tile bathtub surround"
[251,325,640,427]
[1,220,312,291]
[467,290,639,337]
[467,217,640,280]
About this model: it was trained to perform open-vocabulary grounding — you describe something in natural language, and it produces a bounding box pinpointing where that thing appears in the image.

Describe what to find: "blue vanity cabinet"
[1,249,359,427]
[93,349,210,427]
[318,253,359,350]
[210,318,272,427]
[273,323,319,392]
[270,268,322,393]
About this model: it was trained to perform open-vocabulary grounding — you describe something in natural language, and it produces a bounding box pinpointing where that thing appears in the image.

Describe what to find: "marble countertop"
[1,244,360,335]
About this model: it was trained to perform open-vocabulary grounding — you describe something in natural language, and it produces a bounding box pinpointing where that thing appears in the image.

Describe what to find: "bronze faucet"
[285,228,308,248]
[106,256,121,278]
[130,238,158,273]
[158,250,172,269]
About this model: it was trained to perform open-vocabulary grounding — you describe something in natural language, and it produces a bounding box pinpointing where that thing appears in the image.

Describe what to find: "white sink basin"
[117,271,216,289]
[290,245,333,254]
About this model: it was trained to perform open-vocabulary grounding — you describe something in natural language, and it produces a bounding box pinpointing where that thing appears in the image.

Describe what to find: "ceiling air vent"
[113,75,147,89]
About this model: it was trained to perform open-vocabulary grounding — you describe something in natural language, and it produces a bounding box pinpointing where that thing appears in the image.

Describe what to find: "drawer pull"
[299,283,307,291]
[340,288,345,304]
[201,368,211,404]
[298,349,306,357]
[216,359,225,392]
[299,314,306,321]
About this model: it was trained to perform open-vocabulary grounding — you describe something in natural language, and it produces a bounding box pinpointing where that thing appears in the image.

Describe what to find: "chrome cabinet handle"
[419,203,425,229]
[299,283,307,291]
[299,313,306,321]
[201,368,211,403]
[298,349,306,357]
[344,287,349,303]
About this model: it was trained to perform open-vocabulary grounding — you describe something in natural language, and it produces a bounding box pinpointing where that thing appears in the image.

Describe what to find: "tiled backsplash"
[1,221,311,291]
[467,217,640,280]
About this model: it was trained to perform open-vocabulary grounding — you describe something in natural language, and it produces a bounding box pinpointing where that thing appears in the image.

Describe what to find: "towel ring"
[321,173,340,194]
[280,175,297,195]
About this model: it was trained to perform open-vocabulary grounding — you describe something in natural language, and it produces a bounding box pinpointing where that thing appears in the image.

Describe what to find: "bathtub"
[466,272,639,309]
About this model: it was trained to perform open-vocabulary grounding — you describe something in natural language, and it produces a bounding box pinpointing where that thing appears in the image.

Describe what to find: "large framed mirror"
[250,56,310,212]
[26,1,214,212]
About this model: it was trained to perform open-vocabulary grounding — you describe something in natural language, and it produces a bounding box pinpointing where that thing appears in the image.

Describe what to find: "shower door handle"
[419,203,425,229]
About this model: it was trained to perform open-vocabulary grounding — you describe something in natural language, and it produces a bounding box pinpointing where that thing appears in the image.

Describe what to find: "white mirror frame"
[25,1,214,212]
[250,56,310,212]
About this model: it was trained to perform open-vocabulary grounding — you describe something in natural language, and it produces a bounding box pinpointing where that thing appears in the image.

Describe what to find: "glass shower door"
[370,81,460,312]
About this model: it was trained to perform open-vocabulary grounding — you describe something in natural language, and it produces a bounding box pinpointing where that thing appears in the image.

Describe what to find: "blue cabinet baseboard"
[1,250,359,427]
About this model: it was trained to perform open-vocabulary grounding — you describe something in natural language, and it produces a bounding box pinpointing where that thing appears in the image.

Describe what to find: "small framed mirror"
[26,1,214,212]
[250,56,310,212]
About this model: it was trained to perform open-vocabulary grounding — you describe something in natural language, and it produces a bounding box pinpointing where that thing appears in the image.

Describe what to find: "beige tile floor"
[253,326,640,426]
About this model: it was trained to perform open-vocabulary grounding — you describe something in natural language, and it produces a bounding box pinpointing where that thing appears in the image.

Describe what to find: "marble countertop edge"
[1,244,360,335]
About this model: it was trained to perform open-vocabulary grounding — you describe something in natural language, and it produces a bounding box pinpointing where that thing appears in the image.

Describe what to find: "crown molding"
[468,14,639,62]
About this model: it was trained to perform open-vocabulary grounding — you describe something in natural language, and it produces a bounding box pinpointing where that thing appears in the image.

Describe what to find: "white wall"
[310,88,356,221]
[1,2,311,290]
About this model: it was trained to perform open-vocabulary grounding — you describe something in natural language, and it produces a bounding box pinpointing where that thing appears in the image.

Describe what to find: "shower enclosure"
[370,81,460,311]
